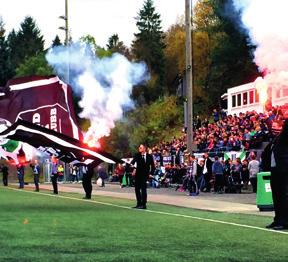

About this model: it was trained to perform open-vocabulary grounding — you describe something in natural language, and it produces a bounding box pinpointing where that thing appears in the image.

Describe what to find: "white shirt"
[203,159,208,174]
[271,151,276,168]
[142,153,146,162]
[248,160,260,178]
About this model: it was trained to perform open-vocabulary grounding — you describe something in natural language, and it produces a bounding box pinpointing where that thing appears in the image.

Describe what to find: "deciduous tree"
[192,0,259,109]
[15,52,54,77]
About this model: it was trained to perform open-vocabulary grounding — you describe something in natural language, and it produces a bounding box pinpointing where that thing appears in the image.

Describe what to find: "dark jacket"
[273,137,288,170]
[131,153,155,180]
[212,160,224,175]
[1,166,8,175]
[261,141,273,172]
[203,157,213,174]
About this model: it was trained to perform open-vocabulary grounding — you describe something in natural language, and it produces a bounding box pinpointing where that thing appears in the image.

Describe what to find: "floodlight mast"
[185,0,193,154]
[59,0,70,83]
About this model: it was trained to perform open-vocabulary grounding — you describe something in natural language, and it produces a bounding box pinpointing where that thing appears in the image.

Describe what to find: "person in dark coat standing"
[131,144,155,209]
[202,152,213,192]
[1,164,9,186]
[30,160,40,192]
[16,163,25,189]
[265,120,288,230]
[51,156,59,194]
[82,164,94,199]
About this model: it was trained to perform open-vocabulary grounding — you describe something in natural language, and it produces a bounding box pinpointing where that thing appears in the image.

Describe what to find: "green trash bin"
[256,172,274,211]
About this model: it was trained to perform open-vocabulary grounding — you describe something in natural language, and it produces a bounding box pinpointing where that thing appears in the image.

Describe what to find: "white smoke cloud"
[232,0,288,99]
[46,43,148,145]
[232,0,288,74]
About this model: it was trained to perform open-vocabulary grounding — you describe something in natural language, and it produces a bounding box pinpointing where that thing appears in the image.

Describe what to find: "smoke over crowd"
[46,43,149,146]
[232,0,288,98]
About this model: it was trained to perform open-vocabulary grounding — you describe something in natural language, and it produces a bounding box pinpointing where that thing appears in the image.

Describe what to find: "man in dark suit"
[131,144,155,209]
[203,152,213,192]
[82,164,94,199]
[265,120,288,230]
[1,164,9,186]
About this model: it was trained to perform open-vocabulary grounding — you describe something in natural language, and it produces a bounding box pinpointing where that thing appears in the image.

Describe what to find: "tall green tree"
[132,0,166,103]
[164,20,185,94]
[7,16,45,76]
[15,52,54,77]
[51,35,62,47]
[102,96,183,157]
[164,16,212,116]
[6,29,18,76]
[107,34,130,57]
[0,17,13,86]
[80,34,112,58]
[194,0,259,108]
[211,0,260,90]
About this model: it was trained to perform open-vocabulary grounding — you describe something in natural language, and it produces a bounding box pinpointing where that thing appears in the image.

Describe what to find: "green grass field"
[0,187,287,262]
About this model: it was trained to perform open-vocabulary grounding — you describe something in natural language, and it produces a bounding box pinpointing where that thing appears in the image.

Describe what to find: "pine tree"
[189,0,260,109]
[107,34,120,50]
[0,18,12,86]
[107,34,130,57]
[6,29,18,77]
[132,0,166,102]
[205,0,260,105]
[7,16,44,76]
[52,35,62,47]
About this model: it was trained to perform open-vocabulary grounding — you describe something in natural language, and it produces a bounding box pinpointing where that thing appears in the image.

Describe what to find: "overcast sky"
[0,0,189,48]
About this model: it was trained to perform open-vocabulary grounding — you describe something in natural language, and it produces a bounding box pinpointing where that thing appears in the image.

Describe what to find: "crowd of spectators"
[147,151,261,195]
[193,108,284,153]
[149,107,284,160]
[140,107,285,193]
[110,107,286,194]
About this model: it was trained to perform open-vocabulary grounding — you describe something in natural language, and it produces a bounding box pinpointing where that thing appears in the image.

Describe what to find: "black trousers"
[135,178,147,207]
[3,174,8,186]
[203,173,212,191]
[214,175,224,192]
[271,167,288,226]
[82,173,92,199]
[34,174,39,191]
[126,173,132,186]
[250,177,257,193]
[51,174,58,194]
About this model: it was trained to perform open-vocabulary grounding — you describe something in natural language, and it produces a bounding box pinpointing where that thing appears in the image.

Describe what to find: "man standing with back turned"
[131,144,155,209]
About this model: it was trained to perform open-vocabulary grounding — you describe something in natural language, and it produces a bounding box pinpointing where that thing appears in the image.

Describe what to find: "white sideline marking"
[5,187,288,236]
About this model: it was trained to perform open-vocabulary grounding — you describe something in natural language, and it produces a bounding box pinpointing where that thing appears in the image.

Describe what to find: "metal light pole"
[185,0,193,153]
[59,0,69,45]
[59,0,69,83]
[64,0,69,45]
